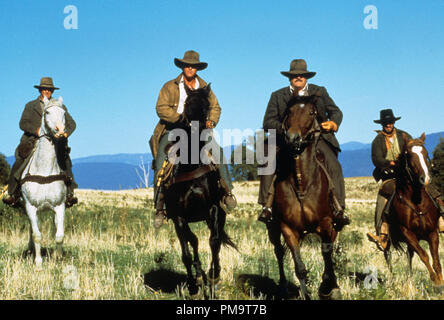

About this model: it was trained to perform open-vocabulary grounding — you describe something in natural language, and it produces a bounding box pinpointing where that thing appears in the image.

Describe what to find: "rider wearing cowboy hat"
[149,50,237,228]
[2,77,78,208]
[367,109,444,251]
[257,59,350,230]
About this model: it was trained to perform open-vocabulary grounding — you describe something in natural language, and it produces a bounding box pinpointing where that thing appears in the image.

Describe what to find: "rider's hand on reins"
[205,120,215,129]
[321,121,338,132]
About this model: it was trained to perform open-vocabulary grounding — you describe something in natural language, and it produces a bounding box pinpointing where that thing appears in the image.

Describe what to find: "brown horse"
[384,133,444,288]
[267,95,344,300]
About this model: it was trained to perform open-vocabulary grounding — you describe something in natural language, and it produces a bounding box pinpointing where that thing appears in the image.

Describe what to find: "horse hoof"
[319,288,342,300]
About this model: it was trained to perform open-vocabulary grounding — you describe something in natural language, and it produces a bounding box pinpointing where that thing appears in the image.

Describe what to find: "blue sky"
[1,0,443,158]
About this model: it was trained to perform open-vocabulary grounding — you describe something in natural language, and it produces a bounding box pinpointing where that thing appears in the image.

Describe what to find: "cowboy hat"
[374,109,401,124]
[281,59,316,79]
[174,50,208,71]
[34,77,59,90]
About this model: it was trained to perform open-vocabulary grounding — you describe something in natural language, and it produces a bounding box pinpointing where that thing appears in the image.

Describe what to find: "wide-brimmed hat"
[281,59,316,79]
[374,109,401,124]
[174,50,208,71]
[34,77,59,90]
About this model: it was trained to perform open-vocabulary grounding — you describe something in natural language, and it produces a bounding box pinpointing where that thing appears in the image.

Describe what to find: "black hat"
[374,109,401,124]
[281,59,316,79]
[174,50,208,71]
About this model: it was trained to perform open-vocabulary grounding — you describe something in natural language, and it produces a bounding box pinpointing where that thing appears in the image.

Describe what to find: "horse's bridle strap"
[21,173,69,185]
[171,164,216,185]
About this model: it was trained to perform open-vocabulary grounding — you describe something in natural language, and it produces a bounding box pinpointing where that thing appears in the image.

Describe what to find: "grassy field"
[1,177,444,300]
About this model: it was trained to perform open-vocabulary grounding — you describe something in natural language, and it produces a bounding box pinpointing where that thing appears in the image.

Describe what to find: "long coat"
[371,128,412,181]
[16,97,76,159]
[262,83,343,151]
[149,74,221,159]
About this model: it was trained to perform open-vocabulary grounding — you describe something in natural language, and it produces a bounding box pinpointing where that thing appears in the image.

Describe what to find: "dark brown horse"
[163,85,237,296]
[384,133,444,288]
[267,95,343,300]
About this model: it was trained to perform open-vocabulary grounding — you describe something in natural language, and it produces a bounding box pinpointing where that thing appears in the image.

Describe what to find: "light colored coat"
[149,74,221,159]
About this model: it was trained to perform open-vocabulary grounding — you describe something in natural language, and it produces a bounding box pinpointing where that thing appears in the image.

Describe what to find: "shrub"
[431,138,444,193]
[0,153,10,185]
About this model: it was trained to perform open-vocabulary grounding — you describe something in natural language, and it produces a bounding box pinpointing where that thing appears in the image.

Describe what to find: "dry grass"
[0,178,444,300]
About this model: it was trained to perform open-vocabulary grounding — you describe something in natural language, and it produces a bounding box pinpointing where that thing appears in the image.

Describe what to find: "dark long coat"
[371,128,412,181]
[262,83,342,151]
[16,97,76,159]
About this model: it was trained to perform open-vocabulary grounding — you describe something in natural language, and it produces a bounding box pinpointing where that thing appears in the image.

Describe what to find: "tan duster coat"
[149,74,221,159]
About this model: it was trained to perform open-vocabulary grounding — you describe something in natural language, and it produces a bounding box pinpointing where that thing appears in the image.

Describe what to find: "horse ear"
[58,96,63,105]
[43,96,49,105]
[205,83,211,94]
[419,132,426,143]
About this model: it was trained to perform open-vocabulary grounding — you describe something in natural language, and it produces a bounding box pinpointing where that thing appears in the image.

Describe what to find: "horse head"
[41,96,67,140]
[183,84,211,129]
[283,95,319,156]
[400,132,431,186]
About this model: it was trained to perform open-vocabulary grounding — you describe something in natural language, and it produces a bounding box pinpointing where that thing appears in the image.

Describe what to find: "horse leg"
[53,203,65,259]
[406,246,414,275]
[266,220,287,298]
[25,202,42,268]
[207,205,223,285]
[384,241,393,274]
[281,224,310,300]
[400,226,440,285]
[173,218,198,295]
[428,230,444,286]
[186,224,204,286]
[318,217,341,300]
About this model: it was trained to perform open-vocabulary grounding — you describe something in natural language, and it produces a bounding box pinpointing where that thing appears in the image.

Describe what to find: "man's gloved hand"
[321,121,338,132]
[205,120,216,129]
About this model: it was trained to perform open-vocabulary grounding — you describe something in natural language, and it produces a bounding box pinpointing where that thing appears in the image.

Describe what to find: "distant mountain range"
[5,132,443,190]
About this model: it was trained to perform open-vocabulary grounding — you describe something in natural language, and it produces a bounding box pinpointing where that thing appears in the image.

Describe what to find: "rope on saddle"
[20,173,70,185]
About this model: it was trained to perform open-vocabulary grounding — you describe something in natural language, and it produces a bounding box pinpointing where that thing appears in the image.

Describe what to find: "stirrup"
[258,207,272,223]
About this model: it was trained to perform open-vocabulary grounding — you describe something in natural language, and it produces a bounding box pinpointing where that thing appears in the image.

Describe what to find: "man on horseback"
[257,59,350,229]
[367,109,444,251]
[2,77,78,208]
[149,50,237,229]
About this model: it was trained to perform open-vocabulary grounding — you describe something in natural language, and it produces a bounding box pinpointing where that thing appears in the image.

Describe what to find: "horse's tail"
[220,229,238,252]
[387,220,406,253]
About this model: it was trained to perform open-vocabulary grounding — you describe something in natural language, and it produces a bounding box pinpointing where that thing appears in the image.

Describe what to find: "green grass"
[0,179,444,300]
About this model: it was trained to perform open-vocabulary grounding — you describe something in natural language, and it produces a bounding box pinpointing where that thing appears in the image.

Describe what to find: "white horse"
[21,96,68,268]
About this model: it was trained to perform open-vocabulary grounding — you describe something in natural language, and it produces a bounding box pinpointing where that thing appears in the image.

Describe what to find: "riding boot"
[434,197,444,233]
[257,174,275,223]
[367,221,389,251]
[64,158,78,208]
[331,193,350,231]
[367,194,390,251]
[2,157,24,207]
[153,187,167,229]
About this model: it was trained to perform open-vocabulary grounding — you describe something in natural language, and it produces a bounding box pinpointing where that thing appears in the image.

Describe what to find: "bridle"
[39,103,66,144]
[282,104,320,157]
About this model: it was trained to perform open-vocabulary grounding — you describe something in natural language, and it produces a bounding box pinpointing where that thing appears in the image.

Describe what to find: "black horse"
[163,85,237,295]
